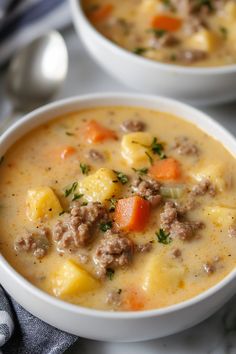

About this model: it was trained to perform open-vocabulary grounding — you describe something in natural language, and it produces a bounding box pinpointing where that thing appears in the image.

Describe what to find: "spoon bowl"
[6,31,68,112]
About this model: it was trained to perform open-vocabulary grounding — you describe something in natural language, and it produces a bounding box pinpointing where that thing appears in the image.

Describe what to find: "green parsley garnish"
[114,171,129,184]
[197,0,213,10]
[219,26,228,39]
[108,197,117,212]
[100,221,112,232]
[149,28,167,38]
[106,268,115,280]
[132,137,166,164]
[133,47,147,55]
[65,132,74,136]
[72,193,84,201]
[80,163,90,175]
[151,137,166,159]
[132,167,148,176]
[64,182,78,197]
[156,229,172,245]
[145,151,154,165]
[0,156,4,165]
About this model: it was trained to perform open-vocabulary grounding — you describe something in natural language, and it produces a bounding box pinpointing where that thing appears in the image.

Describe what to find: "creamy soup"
[1,106,236,311]
[83,0,236,67]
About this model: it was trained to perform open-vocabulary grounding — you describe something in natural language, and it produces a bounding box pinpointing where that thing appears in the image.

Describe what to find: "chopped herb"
[118,288,122,294]
[59,211,65,216]
[106,268,115,280]
[170,53,177,61]
[0,156,4,165]
[197,0,213,10]
[65,132,74,136]
[80,163,90,175]
[82,201,88,206]
[156,229,172,245]
[132,167,148,176]
[145,151,154,165]
[133,47,147,55]
[149,28,167,38]
[151,137,166,159]
[100,221,112,232]
[162,0,170,5]
[114,171,129,184]
[64,182,78,197]
[72,193,84,201]
[219,26,228,39]
[132,137,166,163]
[108,197,117,212]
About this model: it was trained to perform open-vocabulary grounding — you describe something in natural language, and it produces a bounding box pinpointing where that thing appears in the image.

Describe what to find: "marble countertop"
[1,27,236,354]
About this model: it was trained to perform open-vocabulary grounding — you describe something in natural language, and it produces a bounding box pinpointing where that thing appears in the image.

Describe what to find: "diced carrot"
[89,4,113,23]
[60,146,76,160]
[114,196,151,232]
[151,15,182,32]
[85,120,117,144]
[149,158,181,181]
[124,288,145,311]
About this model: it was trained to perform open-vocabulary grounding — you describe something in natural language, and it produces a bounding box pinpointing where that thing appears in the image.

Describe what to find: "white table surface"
[1,27,236,354]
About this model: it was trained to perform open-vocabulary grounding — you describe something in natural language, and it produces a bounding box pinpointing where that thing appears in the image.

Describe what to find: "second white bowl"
[70,0,236,106]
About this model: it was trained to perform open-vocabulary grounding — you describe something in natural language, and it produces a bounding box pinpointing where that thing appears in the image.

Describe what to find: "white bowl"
[70,0,236,106]
[1,93,236,342]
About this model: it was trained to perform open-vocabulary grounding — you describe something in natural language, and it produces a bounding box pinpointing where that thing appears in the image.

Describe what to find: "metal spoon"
[1,30,68,132]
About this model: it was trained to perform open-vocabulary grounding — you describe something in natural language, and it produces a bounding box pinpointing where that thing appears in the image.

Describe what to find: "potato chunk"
[142,254,185,294]
[190,164,230,192]
[26,187,62,222]
[203,206,236,228]
[186,29,219,53]
[78,168,121,203]
[52,260,99,297]
[121,132,153,166]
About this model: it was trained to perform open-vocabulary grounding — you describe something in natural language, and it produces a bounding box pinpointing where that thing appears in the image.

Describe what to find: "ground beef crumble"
[94,230,134,278]
[191,178,216,197]
[160,201,204,240]
[53,202,108,252]
[131,177,162,207]
[121,120,146,133]
[15,227,50,259]
[173,136,199,156]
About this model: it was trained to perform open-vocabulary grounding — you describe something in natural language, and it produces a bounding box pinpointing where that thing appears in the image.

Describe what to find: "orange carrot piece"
[60,146,76,159]
[151,15,182,32]
[85,120,117,143]
[89,4,113,23]
[149,158,181,181]
[114,196,151,232]
[125,288,145,311]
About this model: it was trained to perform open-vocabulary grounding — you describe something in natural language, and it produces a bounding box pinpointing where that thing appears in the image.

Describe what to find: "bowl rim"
[70,0,236,75]
[1,92,236,320]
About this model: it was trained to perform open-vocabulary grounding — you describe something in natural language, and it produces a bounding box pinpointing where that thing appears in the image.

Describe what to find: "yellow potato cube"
[186,29,220,53]
[190,164,230,192]
[78,168,121,203]
[26,187,62,222]
[52,260,99,297]
[142,255,185,294]
[121,132,153,166]
[139,0,160,14]
[224,1,236,21]
[203,206,236,228]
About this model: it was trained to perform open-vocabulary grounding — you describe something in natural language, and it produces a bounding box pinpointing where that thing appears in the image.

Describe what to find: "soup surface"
[83,0,236,67]
[1,106,236,311]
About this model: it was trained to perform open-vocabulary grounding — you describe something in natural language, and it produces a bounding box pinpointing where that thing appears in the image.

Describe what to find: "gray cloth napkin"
[0,287,77,353]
